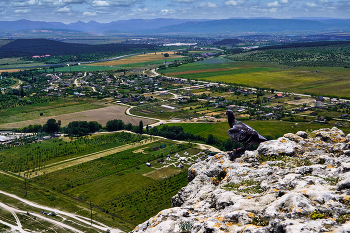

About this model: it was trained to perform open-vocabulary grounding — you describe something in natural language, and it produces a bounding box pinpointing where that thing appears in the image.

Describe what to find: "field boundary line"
[23,138,159,178]
[0,170,23,181]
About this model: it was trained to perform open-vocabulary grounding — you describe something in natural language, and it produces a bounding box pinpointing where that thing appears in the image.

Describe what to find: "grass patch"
[101,171,188,224]
[0,97,102,125]
[66,172,156,205]
[222,179,263,194]
[1,132,146,173]
[91,52,184,66]
[143,167,182,180]
[161,60,350,98]
[323,176,339,185]
[251,215,269,226]
[163,121,350,141]
[0,174,131,231]
[259,155,313,168]
[337,214,350,224]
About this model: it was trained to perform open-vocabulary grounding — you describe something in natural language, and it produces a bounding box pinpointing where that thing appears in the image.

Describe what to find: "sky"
[0,0,349,23]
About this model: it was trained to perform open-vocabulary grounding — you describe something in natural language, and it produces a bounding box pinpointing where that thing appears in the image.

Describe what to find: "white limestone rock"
[257,137,304,156]
[132,128,350,233]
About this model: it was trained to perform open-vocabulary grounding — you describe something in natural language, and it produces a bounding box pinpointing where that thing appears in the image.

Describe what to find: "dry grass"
[132,147,148,154]
[0,69,22,73]
[23,138,159,178]
[143,167,182,180]
[0,105,155,129]
[90,52,183,66]
[285,98,315,105]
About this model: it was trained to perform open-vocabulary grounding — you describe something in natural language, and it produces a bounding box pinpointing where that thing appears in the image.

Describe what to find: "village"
[2,64,350,147]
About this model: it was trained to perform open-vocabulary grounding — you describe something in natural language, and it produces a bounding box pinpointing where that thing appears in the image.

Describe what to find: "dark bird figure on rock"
[225,110,267,155]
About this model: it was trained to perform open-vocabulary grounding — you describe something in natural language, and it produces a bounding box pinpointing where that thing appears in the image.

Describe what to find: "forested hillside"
[229,41,350,67]
[0,39,156,59]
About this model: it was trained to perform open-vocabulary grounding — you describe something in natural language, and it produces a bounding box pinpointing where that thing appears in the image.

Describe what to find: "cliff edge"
[132,127,350,233]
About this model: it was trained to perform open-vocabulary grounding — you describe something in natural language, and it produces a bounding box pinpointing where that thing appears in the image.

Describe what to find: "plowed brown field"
[0,105,154,129]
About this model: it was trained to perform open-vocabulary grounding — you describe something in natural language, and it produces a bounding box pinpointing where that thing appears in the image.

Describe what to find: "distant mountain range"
[0,18,350,36]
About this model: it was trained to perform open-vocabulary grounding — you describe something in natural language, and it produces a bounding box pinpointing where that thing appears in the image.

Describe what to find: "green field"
[0,172,123,231]
[163,121,350,141]
[0,98,103,125]
[54,57,189,72]
[161,59,350,98]
[0,133,204,230]
[0,57,46,69]
[160,59,239,74]
[31,139,197,226]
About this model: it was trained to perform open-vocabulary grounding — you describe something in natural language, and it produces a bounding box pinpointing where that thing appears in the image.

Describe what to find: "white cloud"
[13,0,38,6]
[92,0,109,6]
[225,0,237,6]
[306,2,317,7]
[161,9,174,15]
[57,6,71,12]
[172,0,196,3]
[267,1,279,7]
[132,7,148,12]
[14,9,31,13]
[83,11,97,15]
[63,0,84,3]
[199,2,217,7]
[280,0,288,3]
[109,0,141,6]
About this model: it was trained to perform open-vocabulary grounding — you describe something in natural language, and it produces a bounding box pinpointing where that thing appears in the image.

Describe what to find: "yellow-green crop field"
[162,60,350,98]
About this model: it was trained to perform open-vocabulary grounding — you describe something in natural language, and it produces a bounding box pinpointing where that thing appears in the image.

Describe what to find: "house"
[316,96,325,102]
[275,93,283,98]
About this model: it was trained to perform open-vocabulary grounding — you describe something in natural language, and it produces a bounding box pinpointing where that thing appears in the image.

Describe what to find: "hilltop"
[133,127,350,232]
[0,18,350,35]
[0,39,155,58]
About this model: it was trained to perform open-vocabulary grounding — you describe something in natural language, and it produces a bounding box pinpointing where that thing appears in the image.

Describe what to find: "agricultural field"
[0,57,46,69]
[0,104,154,130]
[160,57,350,99]
[0,98,104,125]
[230,42,350,67]
[29,135,205,227]
[91,52,183,66]
[130,101,210,121]
[163,121,350,141]
[0,131,206,231]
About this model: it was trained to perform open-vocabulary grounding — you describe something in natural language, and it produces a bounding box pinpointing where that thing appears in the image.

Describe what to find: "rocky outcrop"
[132,127,350,233]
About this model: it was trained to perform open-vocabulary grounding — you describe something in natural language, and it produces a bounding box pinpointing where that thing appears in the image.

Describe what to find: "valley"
[1,35,350,232]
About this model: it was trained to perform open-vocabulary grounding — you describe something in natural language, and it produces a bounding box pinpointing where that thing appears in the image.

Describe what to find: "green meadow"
[161,59,350,98]
[54,57,188,72]
[163,121,350,141]
[0,98,103,125]
[0,133,204,230]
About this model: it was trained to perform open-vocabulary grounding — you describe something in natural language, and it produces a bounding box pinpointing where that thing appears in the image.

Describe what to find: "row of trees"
[17,118,145,137]
[16,119,101,136]
[16,117,255,151]
[106,119,144,134]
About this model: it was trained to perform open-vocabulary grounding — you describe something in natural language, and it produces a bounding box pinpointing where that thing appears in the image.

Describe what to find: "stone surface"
[132,128,350,233]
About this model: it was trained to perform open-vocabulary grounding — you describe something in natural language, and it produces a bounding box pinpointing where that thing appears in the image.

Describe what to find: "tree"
[164,53,169,57]
[106,119,125,131]
[63,121,102,136]
[42,119,60,134]
[139,121,143,134]
[206,134,216,145]
[20,88,24,97]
